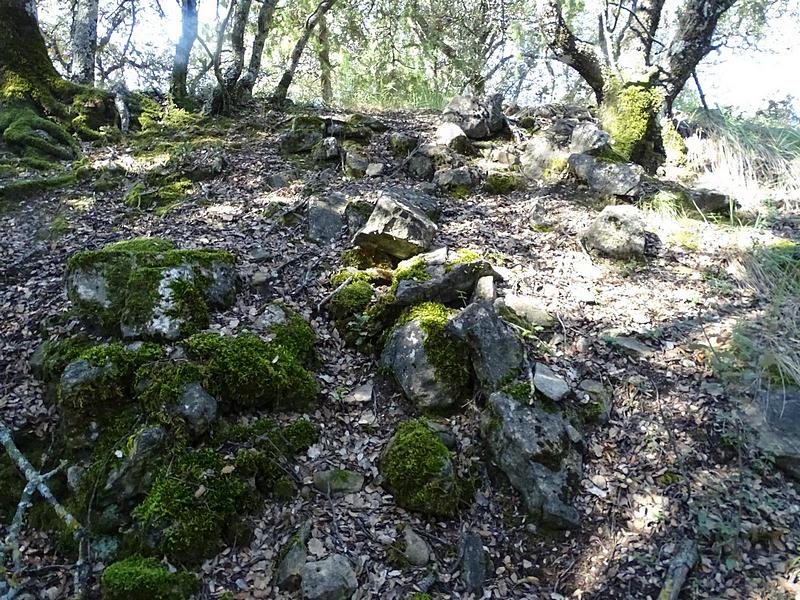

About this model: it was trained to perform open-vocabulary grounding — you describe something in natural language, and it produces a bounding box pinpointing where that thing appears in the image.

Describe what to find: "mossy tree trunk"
[69,0,99,85]
[536,0,737,172]
[233,0,278,102]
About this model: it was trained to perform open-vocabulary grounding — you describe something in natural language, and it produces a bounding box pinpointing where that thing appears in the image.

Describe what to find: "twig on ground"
[316,276,352,314]
[658,538,697,600]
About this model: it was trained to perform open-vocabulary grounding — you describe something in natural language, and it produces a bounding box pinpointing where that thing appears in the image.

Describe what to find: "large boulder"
[580,204,647,259]
[300,554,358,600]
[445,302,522,392]
[393,247,500,307]
[569,122,611,154]
[380,420,461,515]
[433,167,477,194]
[279,115,325,153]
[494,294,555,329]
[442,94,506,140]
[519,134,568,182]
[482,392,583,528]
[381,303,471,411]
[351,192,437,259]
[434,122,470,153]
[65,239,237,341]
[568,154,643,196]
[745,387,800,481]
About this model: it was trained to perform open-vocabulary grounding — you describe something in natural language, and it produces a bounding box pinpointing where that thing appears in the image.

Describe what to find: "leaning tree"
[537,0,739,170]
[0,0,113,160]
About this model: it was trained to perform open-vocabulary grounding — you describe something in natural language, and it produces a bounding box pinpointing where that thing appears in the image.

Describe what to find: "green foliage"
[184,332,318,411]
[101,556,199,600]
[381,420,461,516]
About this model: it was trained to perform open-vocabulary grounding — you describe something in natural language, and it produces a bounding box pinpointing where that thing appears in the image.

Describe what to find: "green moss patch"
[101,556,199,600]
[391,258,431,294]
[600,79,664,170]
[124,177,193,211]
[381,420,462,516]
[398,303,471,392]
[185,332,318,412]
[484,171,524,195]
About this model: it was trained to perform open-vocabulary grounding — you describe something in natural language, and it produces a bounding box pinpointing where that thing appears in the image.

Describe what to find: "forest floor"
[2,105,800,599]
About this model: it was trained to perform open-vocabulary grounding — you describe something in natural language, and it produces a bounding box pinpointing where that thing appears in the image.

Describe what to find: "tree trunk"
[271,0,337,105]
[170,0,198,106]
[70,0,99,85]
[234,0,278,102]
[318,14,332,104]
[222,0,253,96]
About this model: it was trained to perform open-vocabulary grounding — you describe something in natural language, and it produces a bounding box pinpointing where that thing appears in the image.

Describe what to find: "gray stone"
[252,269,269,285]
[495,294,555,329]
[519,134,566,181]
[406,153,435,181]
[389,131,419,155]
[533,363,569,401]
[280,129,323,154]
[393,247,499,307]
[60,359,105,407]
[313,469,364,495]
[66,464,84,493]
[300,554,358,600]
[381,319,468,411]
[604,334,656,356]
[403,527,430,566]
[569,122,611,154]
[344,148,369,178]
[580,204,647,258]
[254,302,289,331]
[568,154,643,196]
[459,531,490,593]
[343,198,373,235]
[351,193,437,259]
[442,94,506,139]
[366,163,385,177]
[433,167,476,192]
[308,192,348,243]
[578,379,612,423]
[276,521,312,591]
[382,188,441,221]
[103,427,167,504]
[314,136,342,162]
[482,392,583,528]
[434,122,470,153]
[472,275,496,303]
[745,387,800,480]
[267,170,296,189]
[689,188,732,214]
[446,302,522,392]
[172,382,217,437]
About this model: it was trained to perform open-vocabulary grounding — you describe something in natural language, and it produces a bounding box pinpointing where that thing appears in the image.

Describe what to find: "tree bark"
[271,0,337,104]
[234,0,278,102]
[222,0,253,96]
[170,0,198,106]
[70,0,99,85]
[318,14,332,103]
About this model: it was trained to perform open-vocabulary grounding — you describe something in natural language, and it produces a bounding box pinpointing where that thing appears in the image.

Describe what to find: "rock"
[103,427,167,505]
[406,153,435,181]
[380,420,460,515]
[484,170,524,194]
[313,469,364,495]
[494,295,555,329]
[300,554,357,600]
[745,387,800,480]
[459,531,490,593]
[472,275,496,303]
[578,379,612,423]
[434,122,470,153]
[308,192,348,243]
[60,359,105,407]
[433,167,476,193]
[442,94,506,139]
[580,205,647,258]
[393,247,499,307]
[344,148,369,178]
[482,392,583,528]
[172,382,217,437]
[569,122,611,154]
[402,527,430,566]
[351,193,437,259]
[345,381,373,404]
[67,464,84,493]
[313,136,342,161]
[604,334,655,356]
[267,170,296,189]
[568,154,643,196]
[389,131,419,155]
[381,317,469,411]
[487,145,519,166]
[276,521,312,591]
[65,239,237,341]
[366,163,385,177]
[280,116,325,153]
[519,134,567,181]
[533,363,569,401]
[689,188,731,214]
[348,113,388,132]
[446,302,522,392]
[343,198,373,236]
[383,187,441,221]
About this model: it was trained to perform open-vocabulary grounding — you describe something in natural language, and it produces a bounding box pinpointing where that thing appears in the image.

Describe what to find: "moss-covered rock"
[65,238,237,340]
[101,555,199,599]
[380,420,462,516]
[124,177,193,211]
[483,171,524,195]
[184,332,318,412]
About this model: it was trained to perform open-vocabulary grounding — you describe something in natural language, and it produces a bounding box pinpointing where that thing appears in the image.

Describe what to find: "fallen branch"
[658,538,697,600]
[316,276,352,314]
[0,425,86,600]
